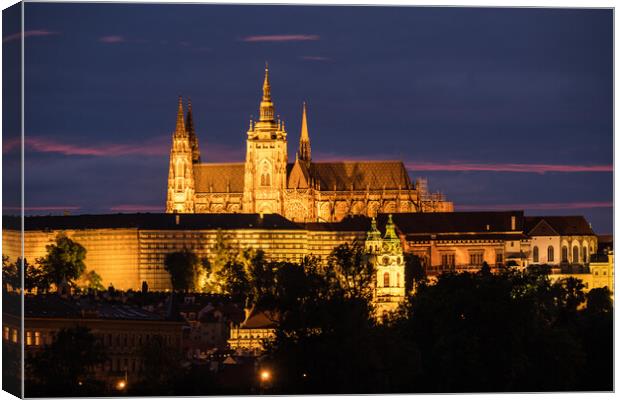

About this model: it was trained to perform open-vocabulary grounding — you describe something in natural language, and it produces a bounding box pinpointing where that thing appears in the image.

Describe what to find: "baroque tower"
[366,215,406,318]
[242,64,288,214]
[166,96,195,213]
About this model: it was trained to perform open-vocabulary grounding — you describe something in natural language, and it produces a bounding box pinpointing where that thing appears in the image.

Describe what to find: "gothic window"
[547,246,554,262]
[383,272,390,288]
[396,273,400,287]
[561,246,568,262]
[260,162,271,187]
[583,246,588,263]
[572,246,579,263]
[532,246,539,263]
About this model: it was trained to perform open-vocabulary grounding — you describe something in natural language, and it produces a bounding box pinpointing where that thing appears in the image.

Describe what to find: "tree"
[26,326,107,396]
[78,270,105,292]
[133,334,182,395]
[404,253,425,292]
[36,233,87,289]
[163,249,209,292]
[2,255,19,290]
[326,242,374,300]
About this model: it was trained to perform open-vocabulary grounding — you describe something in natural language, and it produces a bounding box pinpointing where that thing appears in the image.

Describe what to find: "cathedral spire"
[259,63,275,121]
[186,98,201,163]
[175,95,186,136]
[298,101,311,162]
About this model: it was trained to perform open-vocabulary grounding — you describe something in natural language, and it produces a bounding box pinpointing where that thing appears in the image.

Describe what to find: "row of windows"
[439,252,503,267]
[532,245,593,263]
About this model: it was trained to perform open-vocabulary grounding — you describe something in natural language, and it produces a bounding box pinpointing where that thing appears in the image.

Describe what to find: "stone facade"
[166,66,452,221]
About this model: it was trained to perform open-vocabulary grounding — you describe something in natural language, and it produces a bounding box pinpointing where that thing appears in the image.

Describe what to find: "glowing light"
[116,380,126,390]
[259,369,272,382]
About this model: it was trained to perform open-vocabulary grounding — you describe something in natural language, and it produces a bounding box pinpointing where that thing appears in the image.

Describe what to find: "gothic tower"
[297,102,311,163]
[166,96,196,213]
[366,215,406,319]
[186,98,201,163]
[242,64,288,214]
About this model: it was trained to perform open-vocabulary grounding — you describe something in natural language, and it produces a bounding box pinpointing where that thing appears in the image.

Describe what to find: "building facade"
[3,212,609,295]
[166,66,452,221]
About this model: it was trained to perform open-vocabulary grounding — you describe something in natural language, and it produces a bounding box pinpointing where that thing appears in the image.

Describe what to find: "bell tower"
[166,96,195,213]
[366,215,406,319]
[242,64,288,214]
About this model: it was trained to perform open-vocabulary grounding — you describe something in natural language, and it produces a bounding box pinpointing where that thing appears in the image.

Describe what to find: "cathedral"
[166,65,452,222]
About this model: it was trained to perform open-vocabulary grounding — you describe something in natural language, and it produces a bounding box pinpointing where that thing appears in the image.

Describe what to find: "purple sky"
[4,4,613,233]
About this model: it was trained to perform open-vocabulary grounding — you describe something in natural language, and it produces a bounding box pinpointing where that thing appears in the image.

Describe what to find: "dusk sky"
[5,4,613,232]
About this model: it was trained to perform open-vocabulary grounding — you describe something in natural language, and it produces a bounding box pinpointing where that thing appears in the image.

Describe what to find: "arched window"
[583,246,588,263]
[396,273,401,287]
[260,173,271,187]
[383,272,390,288]
[532,246,539,263]
[547,246,554,262]
[572,246,579,263]
[561,246,568,262]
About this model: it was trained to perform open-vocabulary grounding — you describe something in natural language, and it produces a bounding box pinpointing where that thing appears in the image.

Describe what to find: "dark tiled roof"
[10,294,174,321]
[9,213,303,231]
[310,161,412,191]
[241,310,279,329]
[380,211,525,235]
[525,216,595,236]
[193,163,244,193]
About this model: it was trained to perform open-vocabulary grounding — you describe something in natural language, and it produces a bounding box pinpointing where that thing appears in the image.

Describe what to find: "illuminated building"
[166,65,452,221]
[3,293,184,389]
[2,212,610,295]
[365,215,406,317]
[227,309,278,356]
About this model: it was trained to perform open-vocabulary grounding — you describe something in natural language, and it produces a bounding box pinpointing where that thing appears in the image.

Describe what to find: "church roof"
[194,163,245,193]
[309,161,412,191]
[524,216,595,236]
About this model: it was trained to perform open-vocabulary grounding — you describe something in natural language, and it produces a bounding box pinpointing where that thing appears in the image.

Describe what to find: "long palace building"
[166,65,452,221]
[3,212,608,294]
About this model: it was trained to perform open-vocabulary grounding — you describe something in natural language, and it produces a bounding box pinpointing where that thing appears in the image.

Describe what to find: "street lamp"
[259,369,271,383]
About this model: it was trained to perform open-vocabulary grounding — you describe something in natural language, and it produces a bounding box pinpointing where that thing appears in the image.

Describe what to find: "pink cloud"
[109,205,163,212]
[11,136,169,157]
[241,34,320,42]
[99,35,125,43]
[405,162,612,173]
[457,201,613,211]
[300,55,330,61]
[3,30,58,43]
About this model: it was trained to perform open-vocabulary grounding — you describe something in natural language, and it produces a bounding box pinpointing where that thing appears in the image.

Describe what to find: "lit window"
[26,331,32,346]
[532,246,539,263]
[547,246,554,262]
[3,327,9,341]
[562,246,568,262]
[11,329,18,343]
[469,252,483,266]
[383,272,390,287]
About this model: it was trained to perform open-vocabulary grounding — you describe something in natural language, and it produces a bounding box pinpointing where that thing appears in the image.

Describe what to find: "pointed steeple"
[367,217,381,241]
[175,95,186,136]
[259,63,275,122]
[298,101,311,162]
[384,214,398,241]
[186,98,201,163]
